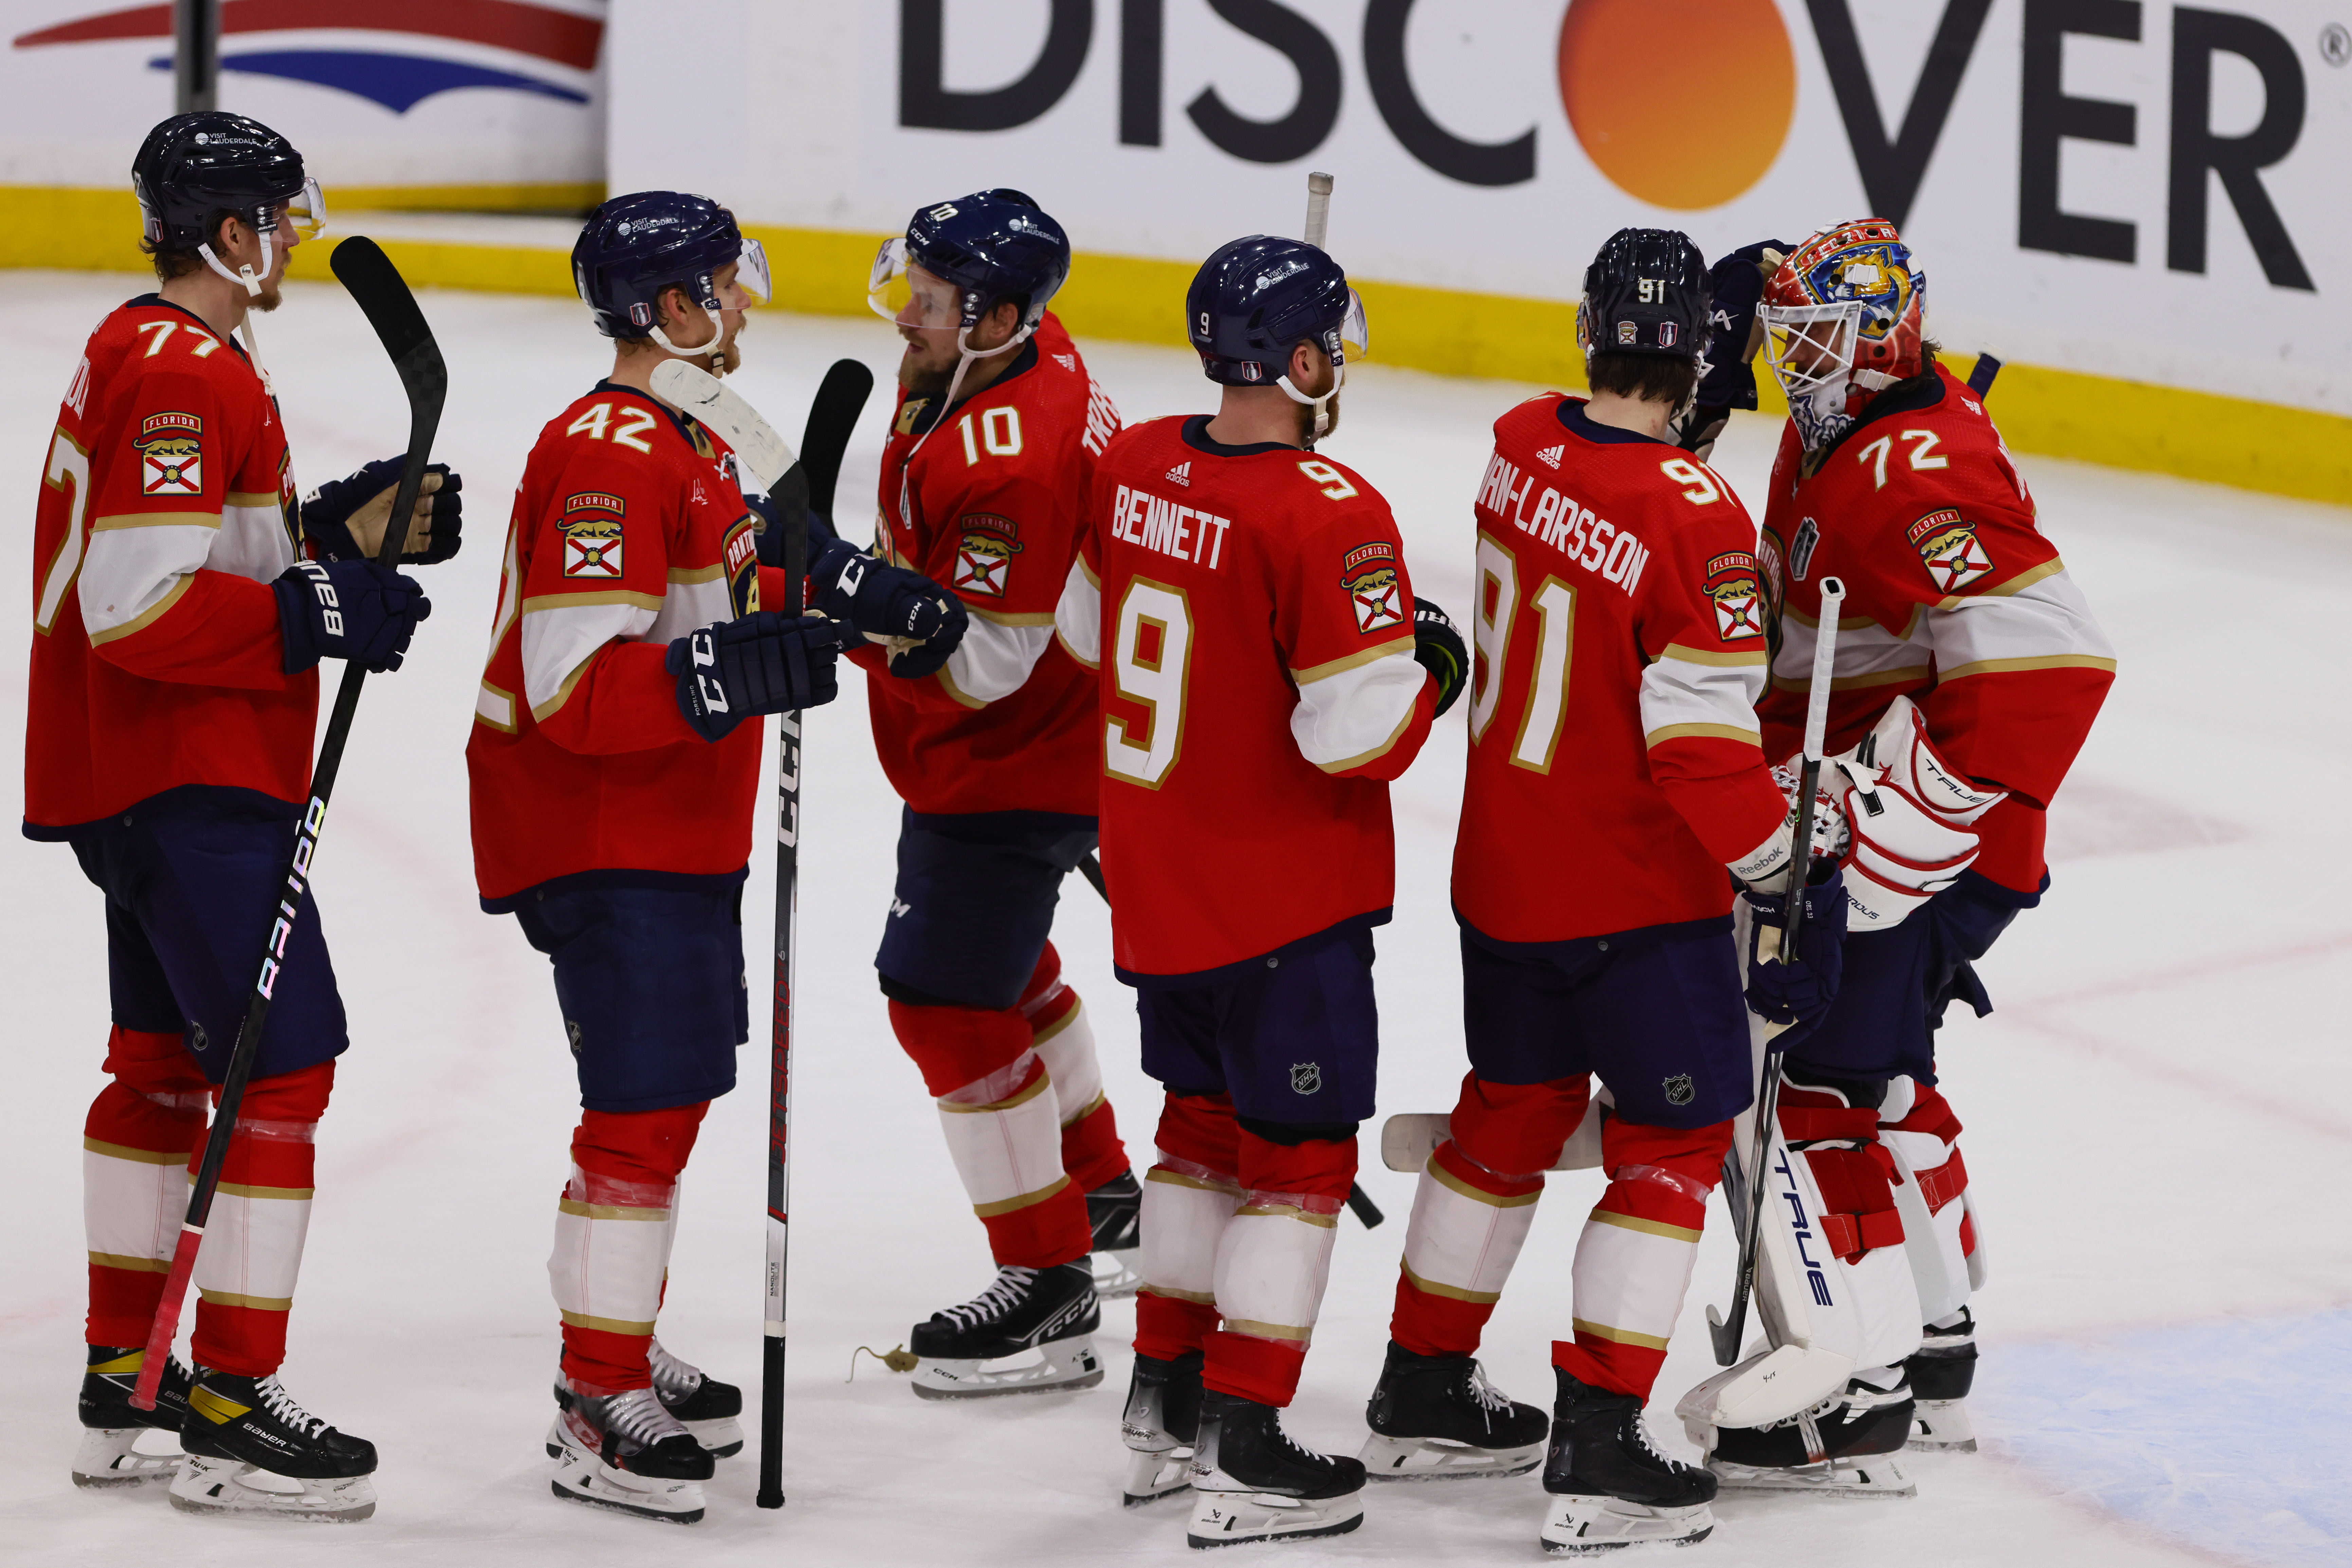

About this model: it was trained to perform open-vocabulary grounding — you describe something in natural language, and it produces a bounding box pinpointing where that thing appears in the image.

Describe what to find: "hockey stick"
[1303,170,1334,247]
[1708,575,1846,1367]
[133,238,445,1408]
[1073,851,1385,1230]
[1967,353,2003,397]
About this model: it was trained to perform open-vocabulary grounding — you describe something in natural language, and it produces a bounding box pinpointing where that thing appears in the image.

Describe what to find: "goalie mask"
[1759,220,1927,452]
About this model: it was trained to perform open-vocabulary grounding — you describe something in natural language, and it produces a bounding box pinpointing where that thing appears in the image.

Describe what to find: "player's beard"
[1301,389,1341,444]
[898,332,958,397]
[705,318,743,377]
[251,280,283,312]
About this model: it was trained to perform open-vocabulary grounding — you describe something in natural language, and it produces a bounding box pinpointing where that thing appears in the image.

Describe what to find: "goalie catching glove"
[667,611,847,743]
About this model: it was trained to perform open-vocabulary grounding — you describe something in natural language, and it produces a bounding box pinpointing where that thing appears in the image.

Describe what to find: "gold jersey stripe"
[91,510,220,532]
[83,1136,192,1164]
[197,1287,293,1312]
[1139,1284,1216,1306]
[1220,1317,1313,1343]
[560,1309,659,1335]
[1644,722,1762,750]
[1291,633,1416,686]
[1657,642,1769,668]
[1572,1317,1672,1351]
[88,1251,171,1274]
[1935,653,2119,682]
[1426,1155,1541,1209]
[216,1181,314,1201]
[1058,1089,1107,1129]
[1401,1259,1502,1305]
[86,573,194,646]
[1591,1209,1704,1244]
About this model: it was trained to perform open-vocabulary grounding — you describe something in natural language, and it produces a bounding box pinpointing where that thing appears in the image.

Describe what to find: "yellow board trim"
[9,187,2346,507]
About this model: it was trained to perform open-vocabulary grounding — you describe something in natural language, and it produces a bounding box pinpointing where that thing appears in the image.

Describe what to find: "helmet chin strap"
[1277,361,1344,443]
[896,321,1034,509]
[650,309,729,368]
[199,234,275,395]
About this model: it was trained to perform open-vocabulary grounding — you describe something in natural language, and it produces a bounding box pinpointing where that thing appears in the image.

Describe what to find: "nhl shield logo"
[1662,1073,1694,1106]
[1290,1062,1322,1096]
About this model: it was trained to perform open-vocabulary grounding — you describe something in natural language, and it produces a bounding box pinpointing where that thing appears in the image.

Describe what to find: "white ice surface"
[2,273,2346,1567]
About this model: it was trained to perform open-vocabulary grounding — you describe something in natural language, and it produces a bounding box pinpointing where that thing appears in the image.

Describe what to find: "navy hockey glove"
[809,536,965,644]
[1675,240,1795,459]
[273,558,433,674]
[301,458,463,564]
[667,612,846,743]
[747,463,834,570]
[1412,597,1468,717]
[1742,865,1849,1043]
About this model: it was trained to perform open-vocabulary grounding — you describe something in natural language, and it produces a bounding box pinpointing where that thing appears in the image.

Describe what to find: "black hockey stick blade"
[1967,353,2004,398]
[329,237,449,564]
[1078,850,1109,902]
[800,358,876,519]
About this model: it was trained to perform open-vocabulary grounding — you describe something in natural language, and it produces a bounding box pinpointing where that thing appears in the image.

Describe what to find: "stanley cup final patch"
[1909,509,1992,593]
[951,514,1021,597]
[1341,541,1405,634]
[560,491,626,578]
[134,410,204,496]
[1703,550,1766,642]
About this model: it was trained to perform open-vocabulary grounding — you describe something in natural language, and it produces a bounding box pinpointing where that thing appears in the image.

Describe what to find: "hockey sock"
[1391,1072,1586,1357]
[893,999,1090,1269]
[1137,1092,1242,1361]
[83,1026,207,1347]
[1552,1114,1731,1401]
[1205,1128,1356,1409]
[190,1059,335,1377]
[1019,945,1128,1192]
[555,1102,708,1391]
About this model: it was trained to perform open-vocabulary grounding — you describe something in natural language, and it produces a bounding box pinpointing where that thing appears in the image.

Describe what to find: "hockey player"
[858,190,1141,1398]
[466,191,960,1522]
[1686,219,2114,1486]
[1360,229,1844,1552]
[1056,235,1467,1548]
[30,113,451,1520]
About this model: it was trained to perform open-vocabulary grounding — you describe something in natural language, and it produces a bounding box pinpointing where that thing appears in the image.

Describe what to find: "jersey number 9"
[1105,578,1192,788]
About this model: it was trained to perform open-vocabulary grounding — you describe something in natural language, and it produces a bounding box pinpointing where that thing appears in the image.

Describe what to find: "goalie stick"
[133,237,446,1408]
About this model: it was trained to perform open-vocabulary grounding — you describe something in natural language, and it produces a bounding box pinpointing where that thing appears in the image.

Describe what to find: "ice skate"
[1087,1170,1144,1298]
[1706,1365,1916,1498]
[1185,1390,1366,1548]
[549,1381,713,1524]
[549,1339,744,1460]
[73,1345,192,1489]
[1538,1370,1715,1553]
[908,1260,1104,1399]
[1904,1308,1977,1452]
[1360,1340,1547,1481]
[1122,1350,1203,1506]
[169,1370,377,1522]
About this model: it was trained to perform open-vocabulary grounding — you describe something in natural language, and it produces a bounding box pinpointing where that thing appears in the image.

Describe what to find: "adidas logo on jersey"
[1535,444,1564,468]
[1054,353,1076,371]
[1164,462,1191,486]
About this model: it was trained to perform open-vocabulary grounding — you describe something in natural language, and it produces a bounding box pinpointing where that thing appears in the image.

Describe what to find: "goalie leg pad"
[1553,1115,1730,1400]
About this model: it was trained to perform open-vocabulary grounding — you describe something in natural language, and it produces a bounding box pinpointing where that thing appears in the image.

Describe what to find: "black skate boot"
[1707,1363,1915,1498]
[1360,1339,1548,1481]
[172,1369,378,1521]
[1087,1169,1144,1298]
[550,1381,714,1524]
[908,1259,1103,1399]
[1122,1350,1203,1506]
[1903,1307,1977,1452]
[74,1345,192,1488]
[1539,1370,1716,1553]
[548,1339,745,1461]
[1185,1389,1366,1548]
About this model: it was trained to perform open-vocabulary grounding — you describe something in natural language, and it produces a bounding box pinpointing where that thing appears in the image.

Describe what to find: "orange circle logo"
[1558,0,1796,210]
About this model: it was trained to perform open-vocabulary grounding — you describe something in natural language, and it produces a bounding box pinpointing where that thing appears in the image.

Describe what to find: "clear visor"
[733,236,771,307]
[1760,300,1858,395]
[868,236,964,330]
[286,177,327,242]
[1337,287,1369,363]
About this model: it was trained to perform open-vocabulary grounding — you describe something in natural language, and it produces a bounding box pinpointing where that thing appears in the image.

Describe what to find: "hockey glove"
[301,458,463,564]
[273,558,432,674]
[747,462,831,570]
[1743,865,1848,1039]
[1412,597,1468,717]
[1833,696,2008,932]
[667,611,846,744]
[1675,240,1795,459]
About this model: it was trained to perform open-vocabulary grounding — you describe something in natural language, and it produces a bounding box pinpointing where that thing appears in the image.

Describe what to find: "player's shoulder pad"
[1492,390,1567,443]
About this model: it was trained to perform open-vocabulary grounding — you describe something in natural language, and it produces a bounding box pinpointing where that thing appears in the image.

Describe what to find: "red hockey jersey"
[1756,364,2114,891]
[1056,415,1437,976]
[864,313,1120,817]
[1452,396,1788,944]
[467,382,776,905]
[24,296,308,835]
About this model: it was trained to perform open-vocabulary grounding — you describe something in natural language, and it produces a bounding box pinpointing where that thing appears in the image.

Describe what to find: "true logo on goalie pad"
[135,410,203,496]
[952,514,1021,597]
[560,492,626,578]
[1341,542,1405,635]
[1907,509,1992,593]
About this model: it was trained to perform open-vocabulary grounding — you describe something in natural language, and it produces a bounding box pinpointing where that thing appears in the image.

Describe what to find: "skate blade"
[1123,1444,1195,1507]
[1906,1398,1976,1453]
[683,1413,745,1459]
[1540,1494,1714,1553]
[1359,1430,1543,1482]
[1185,1482,1365,1548]
[72,1426,184,1489]
[1091,1249,1144,1300]
[168,1453,377,1521]
[1708,1455,1915,1498]
[549,1447,706,1524]
[911,1335,1104,1400]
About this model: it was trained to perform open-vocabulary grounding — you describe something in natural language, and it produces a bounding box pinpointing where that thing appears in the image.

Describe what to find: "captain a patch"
[1908,509,1992,593]
[1341,541,1405,634]
[952,514,1021,598]
[560,491,626,578]
[135,410,203,496]
[1703,550,1765,642]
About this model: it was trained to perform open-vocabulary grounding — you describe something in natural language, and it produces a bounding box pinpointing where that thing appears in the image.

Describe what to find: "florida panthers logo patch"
[952,514,1021,597]
[560,491,626,578]
[1341,541,1405,634]
[1703,551,1766,642]
[135,410,203,496]
[723,516,761,616]
[1908,509,1992,593]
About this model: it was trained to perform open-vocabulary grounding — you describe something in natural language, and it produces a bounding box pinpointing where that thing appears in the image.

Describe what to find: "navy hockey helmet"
[572,191,770,343]
[1185,235,1367,388]
[868,189,1071,339]
[1579,228,1710,361]
[131,112,323,272]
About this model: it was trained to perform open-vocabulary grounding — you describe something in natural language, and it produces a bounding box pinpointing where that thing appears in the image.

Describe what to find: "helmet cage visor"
[1336,287,1368,364]
[731,235,770,307]
[869,237,966,330]
[286,176,327,243]
[1760,299,1860,403]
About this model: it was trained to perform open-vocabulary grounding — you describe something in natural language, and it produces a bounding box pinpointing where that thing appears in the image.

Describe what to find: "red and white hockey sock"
[190,1059,335,1377]
[893,999,1091,1269]
[554,1102,708,1391]
[1553,1115,1731,1401]
[1391,1073,1587,1357]
[83,1026,207,1348]
[1136,1093,1241,1362]
[1018,945,1128,1192]
[1205,1128,1357,1409]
